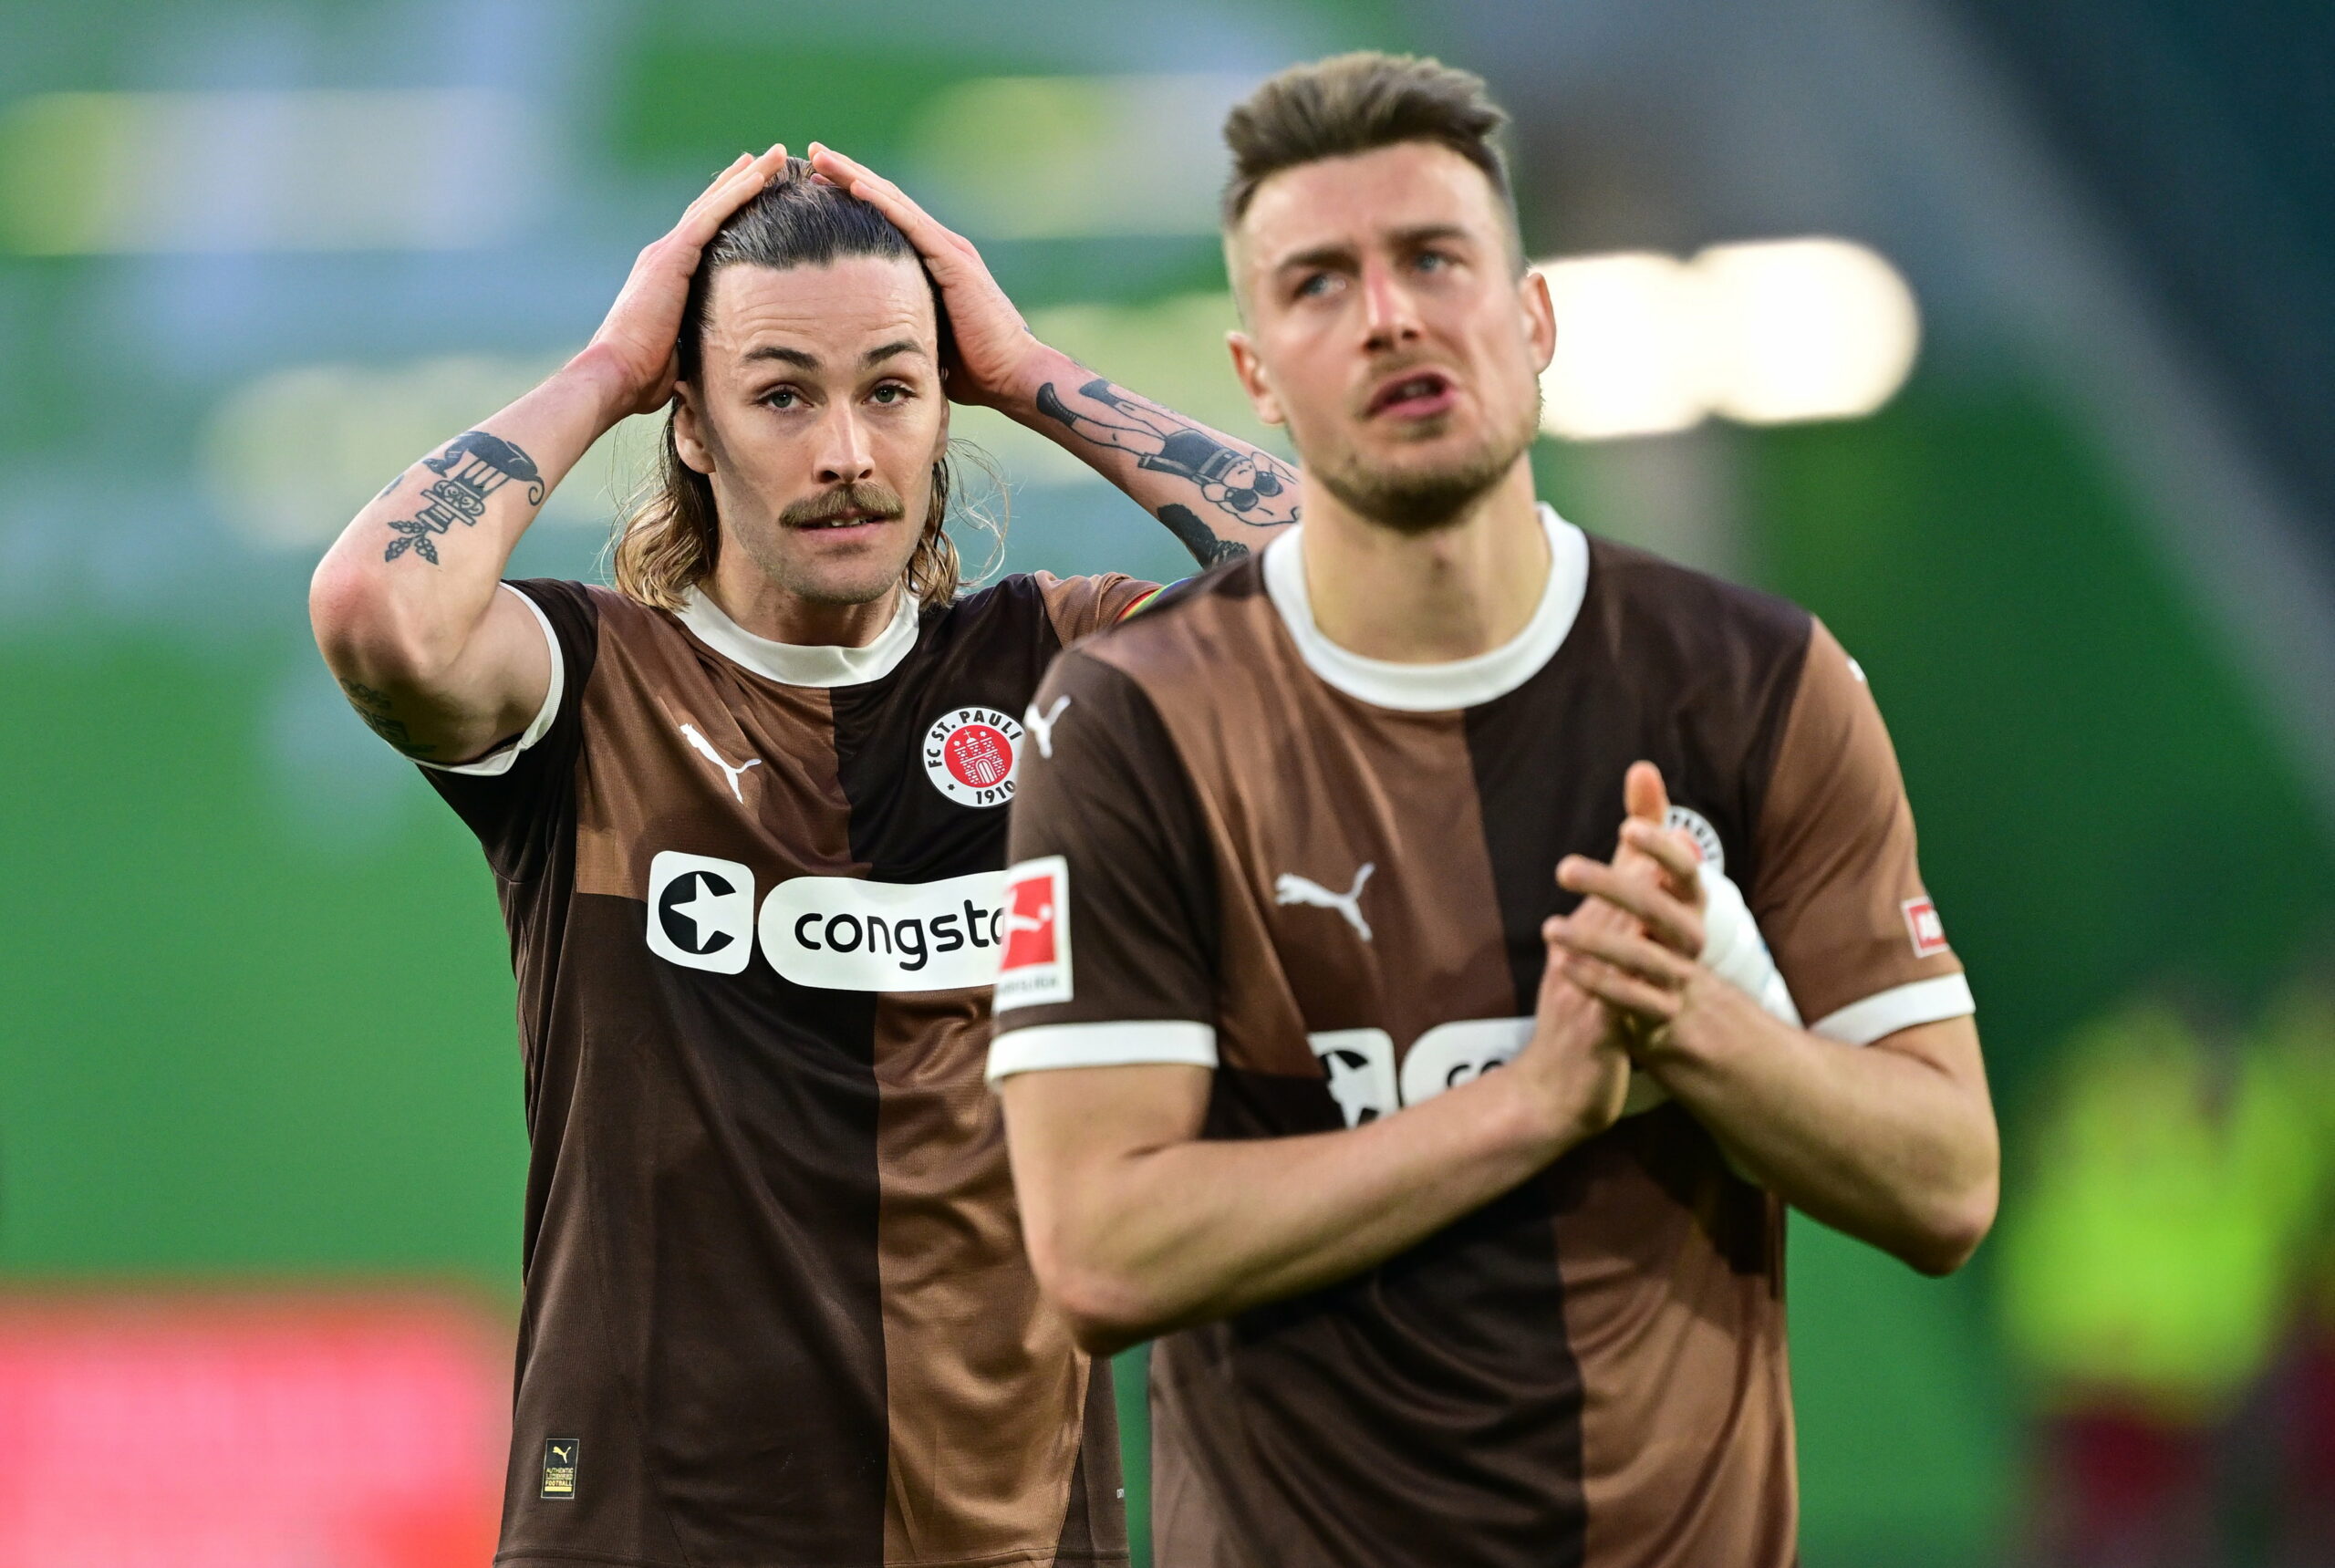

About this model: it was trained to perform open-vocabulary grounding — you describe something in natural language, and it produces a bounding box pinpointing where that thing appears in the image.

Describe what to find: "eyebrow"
[1271,223,1476,276]
[737,339,928,372]
[741,345,820,370]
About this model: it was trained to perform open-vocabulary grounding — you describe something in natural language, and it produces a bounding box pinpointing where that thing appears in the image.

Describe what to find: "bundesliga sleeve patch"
[1902,896,1949,958]
[994,857,1072,1011]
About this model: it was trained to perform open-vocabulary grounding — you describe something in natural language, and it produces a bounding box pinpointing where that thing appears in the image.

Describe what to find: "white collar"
[1262,503,1590,712]
[675,585,921,688]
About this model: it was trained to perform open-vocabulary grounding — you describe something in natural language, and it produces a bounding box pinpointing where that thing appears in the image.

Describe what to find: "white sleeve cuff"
[986,1021,1218,1085]
[1810,974,1976,1046]
[414,585,565,777]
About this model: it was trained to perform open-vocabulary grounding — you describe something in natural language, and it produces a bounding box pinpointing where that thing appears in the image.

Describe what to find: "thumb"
[1624,760,1670,827]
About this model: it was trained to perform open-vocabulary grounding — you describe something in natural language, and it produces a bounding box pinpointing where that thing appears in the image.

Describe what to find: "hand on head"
[807,143,1043,410]
[583,143,791,418]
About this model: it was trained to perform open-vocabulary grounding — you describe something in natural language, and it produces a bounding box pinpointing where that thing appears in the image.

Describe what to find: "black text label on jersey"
[541,1438,578,1500]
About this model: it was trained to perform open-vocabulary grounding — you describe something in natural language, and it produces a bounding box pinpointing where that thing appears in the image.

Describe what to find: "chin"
[785,568,911,608]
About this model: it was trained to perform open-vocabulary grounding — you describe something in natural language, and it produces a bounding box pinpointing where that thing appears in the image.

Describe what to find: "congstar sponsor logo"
[641,857,1008,992]
[761,872,1009,992]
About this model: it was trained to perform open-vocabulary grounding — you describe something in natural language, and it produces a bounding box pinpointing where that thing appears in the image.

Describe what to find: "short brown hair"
[1221,53,1514,235]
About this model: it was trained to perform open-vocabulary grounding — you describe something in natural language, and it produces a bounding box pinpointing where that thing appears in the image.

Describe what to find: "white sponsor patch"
[922,706,1023,808]
[1664,805,1725,874]
[1397,1017,1531,1107]
[993,857,1073,1010]
[759,871,1007,992]
[1902,896,1949,959]
[1305,1017,1534,1128]
[645,852,757,974]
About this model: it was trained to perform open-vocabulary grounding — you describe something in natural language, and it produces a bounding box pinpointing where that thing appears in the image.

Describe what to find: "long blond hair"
[610,160,1001,611]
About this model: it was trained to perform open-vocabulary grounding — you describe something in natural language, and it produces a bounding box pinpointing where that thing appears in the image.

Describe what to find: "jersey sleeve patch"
[994,856,1073,1011]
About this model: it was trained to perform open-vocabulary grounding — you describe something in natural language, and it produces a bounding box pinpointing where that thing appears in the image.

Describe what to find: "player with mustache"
[308,145,1293,1568]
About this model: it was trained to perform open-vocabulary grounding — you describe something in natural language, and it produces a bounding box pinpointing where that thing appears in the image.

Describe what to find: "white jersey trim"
[1262,504,1590,712]
[415,584,564,777]
[677,584,918,688]
[986,1020,1219,1085]
[1810,974,1976,1047]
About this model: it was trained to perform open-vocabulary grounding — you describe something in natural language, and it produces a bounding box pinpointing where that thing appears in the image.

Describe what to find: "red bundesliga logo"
[1001,875,1057,970]
[1902,896,1948,958]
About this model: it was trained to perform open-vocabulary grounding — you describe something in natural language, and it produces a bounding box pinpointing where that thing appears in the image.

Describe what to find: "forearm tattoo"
[382,430,545,565]
[338,679,438,758]
[1034,376,1299,565]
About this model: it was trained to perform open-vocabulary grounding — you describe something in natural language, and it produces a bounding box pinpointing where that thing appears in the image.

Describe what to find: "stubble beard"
[739,480,925,608]
[1312,396,1541,537]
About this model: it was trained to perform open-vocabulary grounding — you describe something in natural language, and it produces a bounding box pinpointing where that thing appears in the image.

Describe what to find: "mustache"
[780,483,907,528]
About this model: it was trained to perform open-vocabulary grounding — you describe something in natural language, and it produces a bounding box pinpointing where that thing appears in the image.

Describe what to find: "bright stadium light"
[0,90,540,254]
[1534,238,1919,440]
[1535,253,1719,440]
[1697,238,1921,424]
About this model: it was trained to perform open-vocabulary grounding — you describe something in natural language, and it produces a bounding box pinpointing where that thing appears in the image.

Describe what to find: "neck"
[1299,460,1547,662]
[703,555,904,647]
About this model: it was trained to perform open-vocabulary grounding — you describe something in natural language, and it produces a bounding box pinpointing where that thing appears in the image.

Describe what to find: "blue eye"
[871,383,910,405]
[765,388,800,410]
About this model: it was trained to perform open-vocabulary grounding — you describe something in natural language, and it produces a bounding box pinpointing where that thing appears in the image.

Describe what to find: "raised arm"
[307,145,789,762]
[809,145,1297,566]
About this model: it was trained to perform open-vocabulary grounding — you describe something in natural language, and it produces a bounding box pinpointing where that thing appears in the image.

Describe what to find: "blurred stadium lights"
[0,90,542,254]
[204,358,661,547]
[1536,238,1920,440]
[905,74,1258,240]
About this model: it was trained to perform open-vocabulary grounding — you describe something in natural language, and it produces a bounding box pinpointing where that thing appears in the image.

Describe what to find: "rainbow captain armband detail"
[1117,584,1170,621]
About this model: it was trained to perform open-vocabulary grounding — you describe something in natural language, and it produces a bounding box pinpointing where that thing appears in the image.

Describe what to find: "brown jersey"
[420,570,1153,1568]
[989,508,1974,1568]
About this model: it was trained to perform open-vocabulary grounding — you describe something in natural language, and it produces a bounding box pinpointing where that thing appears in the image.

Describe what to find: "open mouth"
[1365,368,1459,420]
[789,505,899,533]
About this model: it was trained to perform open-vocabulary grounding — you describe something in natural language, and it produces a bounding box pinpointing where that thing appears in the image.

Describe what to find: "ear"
[1520,265,1556,376]
[1227,330,1285,428]
[672,383,714,476]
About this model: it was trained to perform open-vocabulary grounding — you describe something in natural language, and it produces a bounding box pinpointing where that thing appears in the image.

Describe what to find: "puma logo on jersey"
[680,722,762,801]
[1024,695,1072,759]
[1275,863,1375,942]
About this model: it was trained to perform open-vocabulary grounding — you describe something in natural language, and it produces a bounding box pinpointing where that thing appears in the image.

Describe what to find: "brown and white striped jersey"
[420,569,1152,1568]
[989,507,1973,1568]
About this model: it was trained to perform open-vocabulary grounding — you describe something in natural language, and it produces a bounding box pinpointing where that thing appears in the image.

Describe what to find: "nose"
[1359,259,1423,352]
[814,406,877,487]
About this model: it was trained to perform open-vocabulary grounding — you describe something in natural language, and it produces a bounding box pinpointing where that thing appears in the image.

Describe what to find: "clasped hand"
[1545,761,1713,1054]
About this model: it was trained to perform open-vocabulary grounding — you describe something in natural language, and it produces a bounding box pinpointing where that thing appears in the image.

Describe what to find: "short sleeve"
[417,577,599,883]
[987,650,1219,1082]
[1033,571,1162,647]
[1749,619,1973,1045]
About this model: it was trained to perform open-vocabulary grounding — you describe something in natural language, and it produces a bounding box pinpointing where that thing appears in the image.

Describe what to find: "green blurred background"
[5,2,2333,1564]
